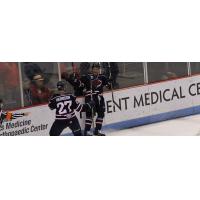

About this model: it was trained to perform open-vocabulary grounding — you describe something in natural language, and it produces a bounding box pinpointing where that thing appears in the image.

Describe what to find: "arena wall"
[1,75,200,136]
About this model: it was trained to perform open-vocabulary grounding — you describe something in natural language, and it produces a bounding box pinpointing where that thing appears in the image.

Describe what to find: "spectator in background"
[29,74,51,105]
[23,62,43,80]
[23,79,32,106]
[23,62,53,85]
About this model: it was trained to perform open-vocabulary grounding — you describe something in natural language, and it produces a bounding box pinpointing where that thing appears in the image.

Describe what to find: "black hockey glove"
[61,72,69,81]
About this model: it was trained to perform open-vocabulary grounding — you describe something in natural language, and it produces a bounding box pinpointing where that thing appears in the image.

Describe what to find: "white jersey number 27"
[57,101,72,115]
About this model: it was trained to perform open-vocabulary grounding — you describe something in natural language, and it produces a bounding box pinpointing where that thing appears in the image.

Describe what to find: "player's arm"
[70,75,87,89]
[103,75,111,86]
[92,75,111,90]
[48,96,57,110]
[72,96,94,112]
[72,75,85,89]
[102,75,112,89]
[61,72,75,86]
[62,72,85,88]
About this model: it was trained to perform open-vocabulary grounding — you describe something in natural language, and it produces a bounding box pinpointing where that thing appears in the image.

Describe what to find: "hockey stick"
[89,74,95,133]
[108,62,116,106]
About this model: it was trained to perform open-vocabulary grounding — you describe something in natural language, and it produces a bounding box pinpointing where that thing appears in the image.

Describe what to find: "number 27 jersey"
[48,93,84,120]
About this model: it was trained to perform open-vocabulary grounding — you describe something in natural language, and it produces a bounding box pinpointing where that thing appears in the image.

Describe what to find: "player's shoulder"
[69,94,77,101]
[50,92,69,100]
[59,93,76,100]
[59,92,74,97]
[49,93,60,100]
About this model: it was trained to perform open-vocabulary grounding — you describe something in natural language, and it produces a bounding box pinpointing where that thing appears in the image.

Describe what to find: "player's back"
[49,92,77,120]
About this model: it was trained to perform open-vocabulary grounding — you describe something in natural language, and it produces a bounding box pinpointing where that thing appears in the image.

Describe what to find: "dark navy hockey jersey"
[48,93,90,120]
[72,74,110,96]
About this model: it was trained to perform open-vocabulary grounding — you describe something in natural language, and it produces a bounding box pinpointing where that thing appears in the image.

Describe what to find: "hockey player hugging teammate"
[48,81,94,136]
[62,63,112,136]
[0,99,29,126]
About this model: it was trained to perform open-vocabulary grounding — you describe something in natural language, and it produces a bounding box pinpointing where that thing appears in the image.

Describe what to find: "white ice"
[107,114,200,136]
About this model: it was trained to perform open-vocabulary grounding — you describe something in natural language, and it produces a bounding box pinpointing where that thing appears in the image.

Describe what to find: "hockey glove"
[61,72,69,80]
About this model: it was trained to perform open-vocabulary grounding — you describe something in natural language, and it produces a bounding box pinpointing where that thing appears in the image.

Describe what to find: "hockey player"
[48,81,94,136]
[68,63,111,136]
[84,63,112,136]
[62,71,84,97]
[61,63,90,97]
[0,99,29,126]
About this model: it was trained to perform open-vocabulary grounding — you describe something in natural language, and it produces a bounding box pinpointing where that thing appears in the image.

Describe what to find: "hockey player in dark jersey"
[83,63,111,136]
[48,81,94,136]
[68,63,111,136]
[0,99,29,126]
[61,63,90,97]
[64,72,84,97]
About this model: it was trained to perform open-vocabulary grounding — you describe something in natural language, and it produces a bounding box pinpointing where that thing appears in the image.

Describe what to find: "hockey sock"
[85,118,92,132]
[95,118,103,131]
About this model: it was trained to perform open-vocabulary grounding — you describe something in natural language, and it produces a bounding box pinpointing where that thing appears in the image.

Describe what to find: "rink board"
[1,75,200,135]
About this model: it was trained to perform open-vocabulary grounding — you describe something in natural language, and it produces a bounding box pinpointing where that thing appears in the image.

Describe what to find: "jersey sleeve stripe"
[75,103,81,111]
[76,105,83,112]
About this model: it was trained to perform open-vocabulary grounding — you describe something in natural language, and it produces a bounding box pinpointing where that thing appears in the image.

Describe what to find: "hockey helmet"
[57,81,66,91]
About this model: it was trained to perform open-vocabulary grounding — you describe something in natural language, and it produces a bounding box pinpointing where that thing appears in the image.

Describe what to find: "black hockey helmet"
[57,81,66,91]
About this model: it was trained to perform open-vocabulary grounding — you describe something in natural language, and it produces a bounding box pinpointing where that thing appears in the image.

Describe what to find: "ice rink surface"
[107,114,200,136]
